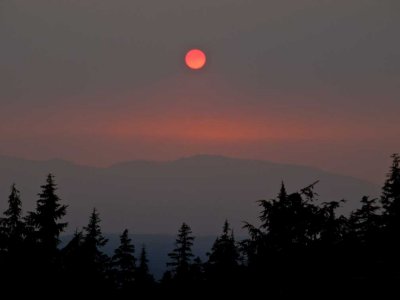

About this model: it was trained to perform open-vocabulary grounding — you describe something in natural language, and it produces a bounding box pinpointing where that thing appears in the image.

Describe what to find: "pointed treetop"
[136,245,154,284]
[28,173,67,252]
[381,153,400,210]
[83,208,108,248]
[139,245,149,272]
[167,222,195,276]
[278,181,288,202]
[223,219,230,236]
[4,183,22,219]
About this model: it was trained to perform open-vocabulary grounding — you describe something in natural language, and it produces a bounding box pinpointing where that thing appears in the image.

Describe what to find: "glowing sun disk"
[185,49,206,70]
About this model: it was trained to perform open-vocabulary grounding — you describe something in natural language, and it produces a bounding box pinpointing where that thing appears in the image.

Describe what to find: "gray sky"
[0,0,399,183]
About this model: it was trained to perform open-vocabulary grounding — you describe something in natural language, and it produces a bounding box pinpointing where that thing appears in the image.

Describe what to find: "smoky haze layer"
[0,0,399,183]
[0,155,379,235]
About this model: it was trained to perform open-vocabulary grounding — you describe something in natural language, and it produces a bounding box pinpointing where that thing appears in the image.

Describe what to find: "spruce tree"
[0,184,25,252]
[112,229,136,290]
[0,184,27,292]
[319,200,347,247]
[379,153,400,272]
[27,174,67,256]
[381,153,400,226]
[62,230,85,291]
[136,245,154,286]
[190,256,204,283]
[167,222,195,280]
[81,208,110,293]
[350,196,381,245]
[243,181,323,296]
[207,220,239,273]
[82,208,108,264]
[63,229,84,264]
[258,181,321,250]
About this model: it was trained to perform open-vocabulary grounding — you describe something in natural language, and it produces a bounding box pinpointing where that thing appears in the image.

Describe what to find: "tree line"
[1,154,400,297]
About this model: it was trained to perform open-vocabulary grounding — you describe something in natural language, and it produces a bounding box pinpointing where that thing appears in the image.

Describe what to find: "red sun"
[185,49,206,70]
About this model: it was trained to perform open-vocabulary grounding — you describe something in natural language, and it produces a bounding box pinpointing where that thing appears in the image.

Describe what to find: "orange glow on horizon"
[102,115,329,142]
[185,49,206,70]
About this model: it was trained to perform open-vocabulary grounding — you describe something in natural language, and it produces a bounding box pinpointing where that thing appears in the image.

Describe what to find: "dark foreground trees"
[27,174,68,258]
[166,222,195,281]
[0,184,24,253]
[205,220,240,283]
[0,153,400,297]
[112,229,136,292]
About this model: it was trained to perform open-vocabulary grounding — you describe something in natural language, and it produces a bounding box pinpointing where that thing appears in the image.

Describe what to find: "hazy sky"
[0,0,399,183]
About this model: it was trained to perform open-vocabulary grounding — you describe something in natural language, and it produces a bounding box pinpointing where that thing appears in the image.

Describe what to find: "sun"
[185,49,206,70]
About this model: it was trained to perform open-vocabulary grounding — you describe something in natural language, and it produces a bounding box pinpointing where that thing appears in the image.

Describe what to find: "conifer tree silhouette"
[381,153,400,230]
[319,200,347,246]
[2,155,400,297]
[262,181,321,249]
[206,220,239,281]
[82,208,108,265]
[0,184,27,292]
[79,208,111,294]
[61,229,85,293]
[350,196,381,245]
[0,184,25,253]
[135,245,155,291]
[379,153,400,281]
[345,196,382,286]
[190,256,204,284]
[242,181,329,296]
[138,246,149,274]
[63,229,85,264]
[167,222,195,281]
[112,229,136,291]
[27,174,67,257]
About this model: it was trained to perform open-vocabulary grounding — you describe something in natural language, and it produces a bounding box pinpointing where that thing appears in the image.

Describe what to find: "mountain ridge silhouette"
[0,154,379,235]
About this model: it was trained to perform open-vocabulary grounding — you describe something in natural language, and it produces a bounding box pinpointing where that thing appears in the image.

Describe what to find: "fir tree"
[63,229,84,262]
[381,153,400,226]
[350,196,381,245]
[27,174,67,256]
[0,184,25,252]
[0,184,27,292]
[191,256,204,283]
[207,220,239,273]
[379,153,400,272]
[112,229,136,290]
[61,230,85,290]
[259,181,288,229]
[82,208,108,263]
[167,222,195,280]
[242,181,324,296]
[136,245,154,286]
[319,200,347,246]
[81,208,110,293]
[256,181,321,250]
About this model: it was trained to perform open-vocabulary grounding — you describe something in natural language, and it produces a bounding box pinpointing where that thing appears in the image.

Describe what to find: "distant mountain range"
[0,154,380,236]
